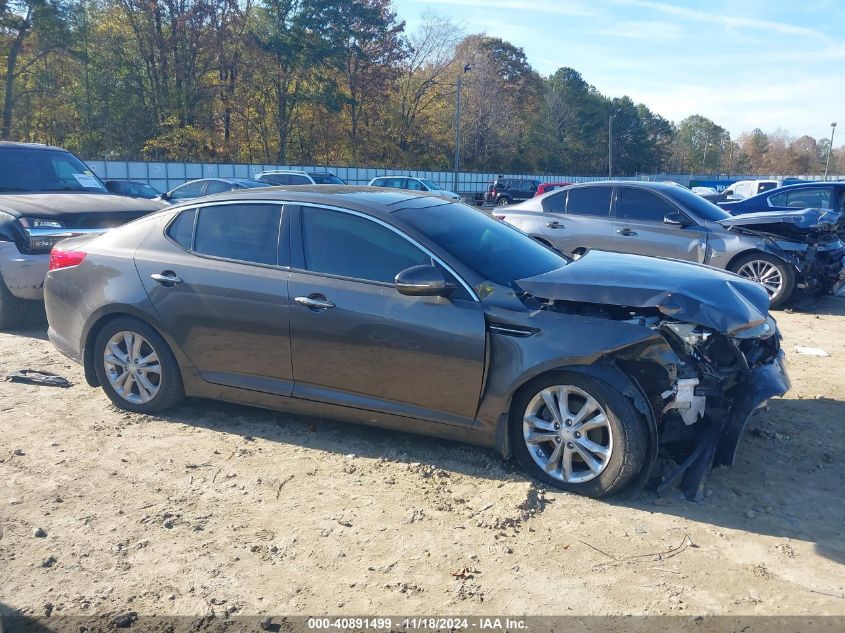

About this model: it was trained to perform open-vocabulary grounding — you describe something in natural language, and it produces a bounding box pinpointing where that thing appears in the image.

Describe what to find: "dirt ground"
[1,299,844,620]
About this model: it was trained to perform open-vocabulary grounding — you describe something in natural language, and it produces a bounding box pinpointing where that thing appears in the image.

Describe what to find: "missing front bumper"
[657,355,790,501]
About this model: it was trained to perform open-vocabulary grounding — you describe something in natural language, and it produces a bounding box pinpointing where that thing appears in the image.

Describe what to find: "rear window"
[309,173,345,184]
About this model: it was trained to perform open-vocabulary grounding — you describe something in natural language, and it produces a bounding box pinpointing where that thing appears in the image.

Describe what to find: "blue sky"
[399,0,845,146]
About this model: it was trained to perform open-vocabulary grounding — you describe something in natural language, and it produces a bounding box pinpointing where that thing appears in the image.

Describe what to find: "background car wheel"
[509,372,647,498]
[0,274,28,330]
[94,317,184,413]
[497,197,510,206]
[729,253,795,309]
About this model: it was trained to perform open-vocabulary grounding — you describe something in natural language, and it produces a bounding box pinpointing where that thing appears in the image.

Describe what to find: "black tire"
[510,371,648,498]
[497,197,510,206]
[93,316,184,414]
[728,252,795,309]
[0,273,28,330]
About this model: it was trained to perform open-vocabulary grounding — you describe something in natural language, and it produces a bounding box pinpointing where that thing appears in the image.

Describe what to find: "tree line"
[2,0,842,176]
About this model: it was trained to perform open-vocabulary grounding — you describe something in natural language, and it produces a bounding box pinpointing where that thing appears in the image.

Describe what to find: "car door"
[540,186,615,254]
[134,201,294,395]
[612,187,707,263]
[287,204,486,427]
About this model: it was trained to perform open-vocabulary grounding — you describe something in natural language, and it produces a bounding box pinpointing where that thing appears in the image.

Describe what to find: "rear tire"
[497,197,510,206]
[93,317,184,414]
[510,372,648,498]
[729,252,795,309]
[0,274,28,330]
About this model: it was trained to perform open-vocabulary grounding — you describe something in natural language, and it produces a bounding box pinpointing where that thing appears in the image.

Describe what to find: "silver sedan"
[497,181,845,308]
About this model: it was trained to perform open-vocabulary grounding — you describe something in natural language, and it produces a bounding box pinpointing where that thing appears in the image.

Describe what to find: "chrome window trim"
[296,202,479,302]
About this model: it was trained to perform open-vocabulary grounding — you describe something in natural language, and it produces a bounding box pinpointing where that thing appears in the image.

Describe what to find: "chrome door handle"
[295,296,336,310]
[150,272,183,286]
[546,221,564,229]
[617,228,637,236]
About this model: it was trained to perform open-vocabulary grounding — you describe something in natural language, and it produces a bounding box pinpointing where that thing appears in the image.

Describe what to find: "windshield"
[419,179,440,190]
[395,203,566,287]
[664,186,731,221]
[0,148,106,193]
[310,173,346,184]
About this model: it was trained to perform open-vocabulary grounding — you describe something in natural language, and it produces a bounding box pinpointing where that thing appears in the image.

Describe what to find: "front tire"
[729,252,795,309]
[93,317,184,413]
[510,372,648,497]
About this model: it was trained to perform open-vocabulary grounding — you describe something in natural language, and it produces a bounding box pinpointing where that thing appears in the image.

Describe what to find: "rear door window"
[204,180,231,195]
[170,181,206,201]
[617,188,677,222]
[787,188,832,208]
[566,187,612,216]
[289,175,311,185]
[193,204,282,265]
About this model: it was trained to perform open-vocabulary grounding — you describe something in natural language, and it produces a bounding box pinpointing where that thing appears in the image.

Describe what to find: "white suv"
[256,170,346,185]
[724,179,782,200]
[368,175,461,201]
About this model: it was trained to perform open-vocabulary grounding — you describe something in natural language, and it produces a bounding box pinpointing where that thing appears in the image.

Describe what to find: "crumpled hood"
[718,208,842,229]
[0,192,165,218]
[515,250,771,334]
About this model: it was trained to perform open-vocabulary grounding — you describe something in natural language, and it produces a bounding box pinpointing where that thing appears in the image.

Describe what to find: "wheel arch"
[495,361,659,492]
[725,248,796,273]
[82,306,190,387]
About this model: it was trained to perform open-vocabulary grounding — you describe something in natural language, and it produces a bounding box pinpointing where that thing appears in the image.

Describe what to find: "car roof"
[0,141,70,152]
[763,181,845,191]
[167,185,451,220]
[560,180,685,192]
[371,175,416,179]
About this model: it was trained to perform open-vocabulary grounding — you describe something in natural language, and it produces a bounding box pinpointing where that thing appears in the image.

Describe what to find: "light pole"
[453,63,472,194]
[824,122,837,181]
[608,107,622,177]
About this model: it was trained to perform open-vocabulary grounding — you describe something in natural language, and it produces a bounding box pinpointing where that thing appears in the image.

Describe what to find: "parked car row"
[3,140,840,501]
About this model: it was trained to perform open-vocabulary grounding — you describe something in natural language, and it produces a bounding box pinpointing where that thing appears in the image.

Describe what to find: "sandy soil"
[1,299,844,620]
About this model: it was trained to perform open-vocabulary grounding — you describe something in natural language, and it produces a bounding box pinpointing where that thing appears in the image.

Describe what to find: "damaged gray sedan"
[499,181,845,308]
[44,188,789,499]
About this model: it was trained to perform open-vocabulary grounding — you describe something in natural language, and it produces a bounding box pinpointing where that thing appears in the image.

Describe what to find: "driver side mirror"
[724,189,734,196]
[395,265,455,297]
[663,211,689,226]
[160,192,171,202]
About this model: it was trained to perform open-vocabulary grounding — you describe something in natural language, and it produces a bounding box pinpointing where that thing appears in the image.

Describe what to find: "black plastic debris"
[5,370,72,388]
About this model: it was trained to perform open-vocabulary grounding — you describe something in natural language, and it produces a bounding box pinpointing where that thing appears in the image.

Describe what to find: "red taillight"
[49,249,87,271]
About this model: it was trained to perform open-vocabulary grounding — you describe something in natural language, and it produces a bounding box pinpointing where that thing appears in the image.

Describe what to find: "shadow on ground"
[155,392,845,568]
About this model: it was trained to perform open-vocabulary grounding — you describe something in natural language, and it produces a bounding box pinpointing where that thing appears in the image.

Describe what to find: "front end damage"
[720,208,845,298]
[515,251,791,500]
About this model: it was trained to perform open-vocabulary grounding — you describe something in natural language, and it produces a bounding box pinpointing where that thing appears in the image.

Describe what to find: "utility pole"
[453,64,472,194]
[824,122,837,181]
[608,107,622,177]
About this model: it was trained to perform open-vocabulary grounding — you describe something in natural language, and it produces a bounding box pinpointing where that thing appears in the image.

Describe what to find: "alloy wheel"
[103,331,162,404]
[522,385,613,484]
[736,259,784,299]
